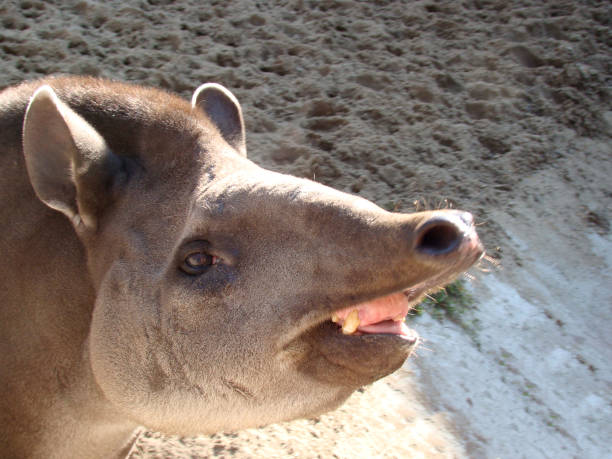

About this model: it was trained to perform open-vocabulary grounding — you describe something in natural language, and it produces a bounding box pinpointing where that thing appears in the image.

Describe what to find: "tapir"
[0,76,483,458]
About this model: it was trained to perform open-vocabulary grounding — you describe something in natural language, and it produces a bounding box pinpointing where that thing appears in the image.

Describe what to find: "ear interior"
[22,85,123,230]
[192,83,247,157]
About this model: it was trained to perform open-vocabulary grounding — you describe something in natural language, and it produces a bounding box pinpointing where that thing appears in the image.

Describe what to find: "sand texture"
[1,0,611,457]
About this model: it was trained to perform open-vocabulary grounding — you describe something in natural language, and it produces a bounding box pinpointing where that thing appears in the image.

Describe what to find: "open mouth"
[330,290,418,339]
[326,267,464,343]
[298,275,462,386]
[297,269,482,388]
[300,289,426,387]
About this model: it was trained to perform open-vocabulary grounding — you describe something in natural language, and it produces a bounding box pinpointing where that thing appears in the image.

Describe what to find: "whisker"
[483,254,501,267]
[424,293,437,302]
[474,257,502,275]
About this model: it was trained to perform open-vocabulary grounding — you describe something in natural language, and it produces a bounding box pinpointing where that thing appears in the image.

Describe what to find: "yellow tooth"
[393,314,405,322]
[342,309,360,335]
[331,313,339,323]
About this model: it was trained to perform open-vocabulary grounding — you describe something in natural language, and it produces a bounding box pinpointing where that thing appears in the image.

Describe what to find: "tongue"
[357,319,413,336]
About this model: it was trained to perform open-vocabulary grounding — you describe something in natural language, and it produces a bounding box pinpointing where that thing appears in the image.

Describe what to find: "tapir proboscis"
[0,76,484,458]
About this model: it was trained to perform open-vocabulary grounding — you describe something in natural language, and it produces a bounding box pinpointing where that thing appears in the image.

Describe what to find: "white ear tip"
[30,85,58,103]
[191,83,240,109]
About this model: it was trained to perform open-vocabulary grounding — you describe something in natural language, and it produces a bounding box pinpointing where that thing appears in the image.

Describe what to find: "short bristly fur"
[0,76,483,458]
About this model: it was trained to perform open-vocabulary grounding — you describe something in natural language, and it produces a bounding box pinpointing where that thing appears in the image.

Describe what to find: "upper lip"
[326,239,484,337]
[281,222,484,347]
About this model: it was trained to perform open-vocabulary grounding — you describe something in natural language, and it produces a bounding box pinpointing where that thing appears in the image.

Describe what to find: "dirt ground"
[1,0,610,457]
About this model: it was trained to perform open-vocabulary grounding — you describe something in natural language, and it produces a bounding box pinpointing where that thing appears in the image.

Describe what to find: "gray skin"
[0,77,483,458]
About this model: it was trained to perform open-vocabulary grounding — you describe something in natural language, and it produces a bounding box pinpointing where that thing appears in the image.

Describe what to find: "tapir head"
[22,78,483,434]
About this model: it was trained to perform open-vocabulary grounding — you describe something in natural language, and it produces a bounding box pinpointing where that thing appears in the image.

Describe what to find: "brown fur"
[0,77,483,458]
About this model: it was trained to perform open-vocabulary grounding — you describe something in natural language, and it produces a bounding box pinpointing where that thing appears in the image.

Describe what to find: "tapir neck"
[22,355,139,458]
[0,198,137,457]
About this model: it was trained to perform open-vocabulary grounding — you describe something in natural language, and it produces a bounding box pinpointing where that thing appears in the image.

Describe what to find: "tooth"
[393,314,405,322]
[331,313,339,323]
[342,309,360,335]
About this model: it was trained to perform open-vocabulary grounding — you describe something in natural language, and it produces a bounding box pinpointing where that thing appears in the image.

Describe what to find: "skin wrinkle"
[221,378,255,400]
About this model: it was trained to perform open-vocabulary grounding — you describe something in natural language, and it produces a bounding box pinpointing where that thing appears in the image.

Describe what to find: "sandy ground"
[1,0,610,457]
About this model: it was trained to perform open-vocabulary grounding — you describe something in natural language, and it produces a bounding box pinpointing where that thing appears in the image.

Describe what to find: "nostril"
[415,221,462,255]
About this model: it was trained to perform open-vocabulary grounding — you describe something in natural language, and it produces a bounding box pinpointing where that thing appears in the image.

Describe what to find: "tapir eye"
[180,250,218,275]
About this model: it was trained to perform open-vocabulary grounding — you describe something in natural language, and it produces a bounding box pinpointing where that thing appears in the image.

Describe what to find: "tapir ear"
[191,83,246,157]
[22,85,124,231]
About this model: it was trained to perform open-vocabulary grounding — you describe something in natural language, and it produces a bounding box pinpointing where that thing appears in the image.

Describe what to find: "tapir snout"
[296,204,483,387]
[0,76,484,456]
